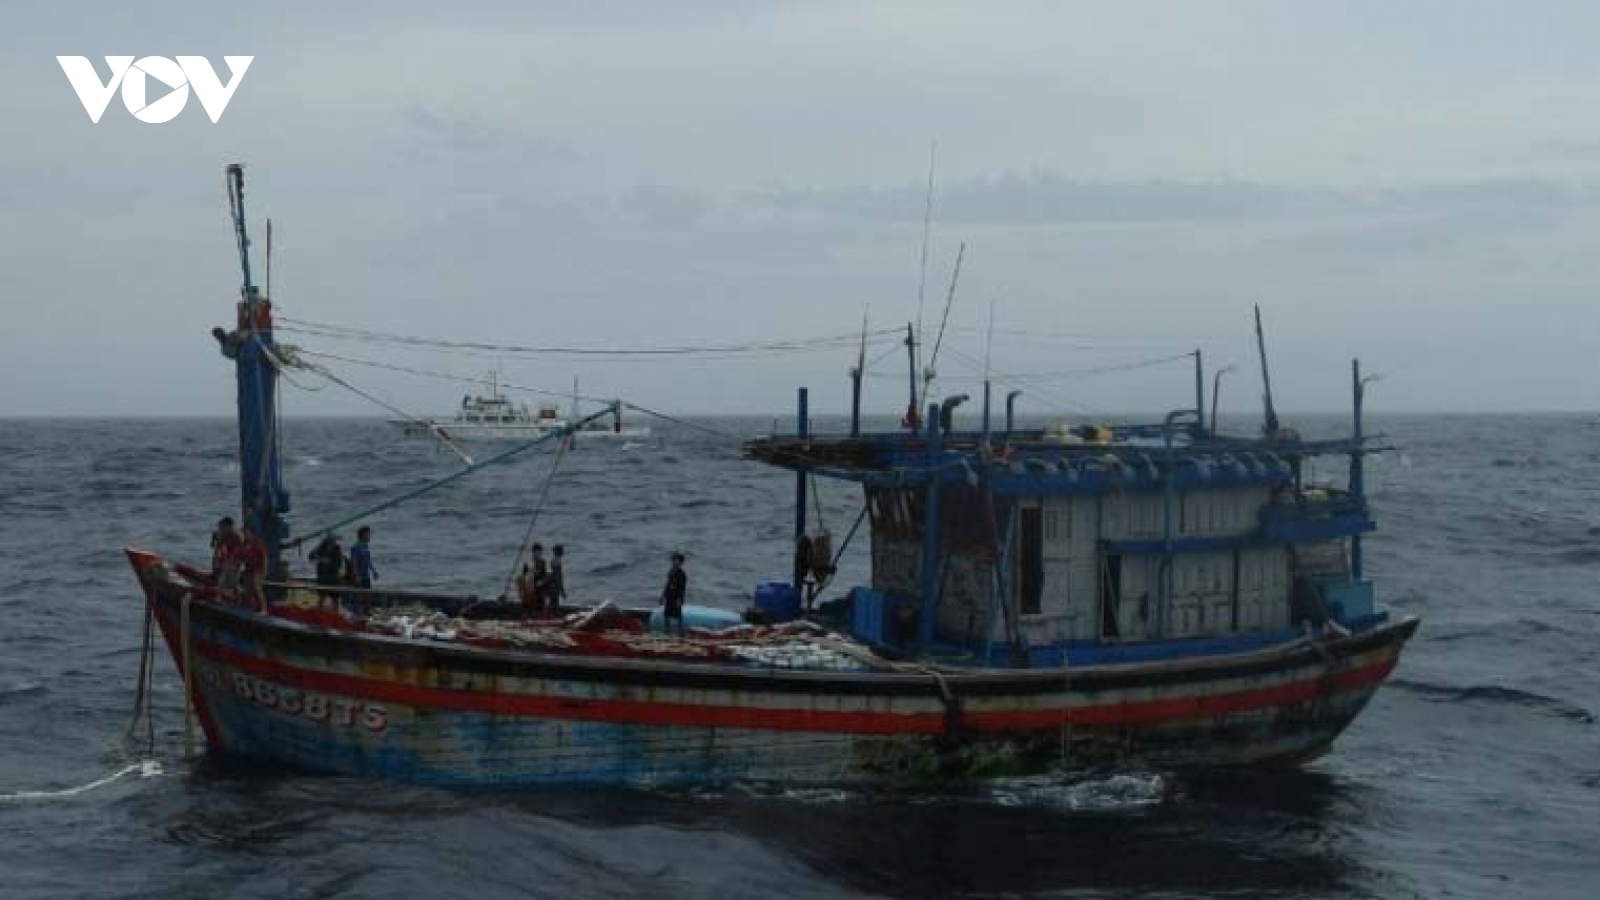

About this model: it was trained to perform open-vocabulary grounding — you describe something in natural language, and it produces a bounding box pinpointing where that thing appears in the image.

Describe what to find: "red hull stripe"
[194,636,1398,736]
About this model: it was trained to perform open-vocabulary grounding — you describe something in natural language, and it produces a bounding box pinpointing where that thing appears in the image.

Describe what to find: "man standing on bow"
[350,526,378,590]
[660,552,687,636]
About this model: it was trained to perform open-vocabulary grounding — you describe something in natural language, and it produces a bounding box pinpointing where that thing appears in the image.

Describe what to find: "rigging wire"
[293,347,747,442]
[500,435,572,602]
[618,401,744,441]
[940,346,1112,418]
[276,316,901,359]
[293,349,618,404]
[923,241,966,399]
[271,346,475,465]
[862,340,905,373]
[928,350,1198,384]
[947,324,1241,343]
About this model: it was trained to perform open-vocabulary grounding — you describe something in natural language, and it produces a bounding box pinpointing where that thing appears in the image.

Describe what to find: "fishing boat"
[125,166,1416,786]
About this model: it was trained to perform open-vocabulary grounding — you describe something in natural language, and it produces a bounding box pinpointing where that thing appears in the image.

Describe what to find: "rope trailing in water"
[180,593,195,757]
[0,761,163,804]
[123,597,157,753]
[500,432,572,601]
[288,404,621,548]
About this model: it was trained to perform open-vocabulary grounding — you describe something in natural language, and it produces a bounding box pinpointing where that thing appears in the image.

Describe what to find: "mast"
[1254,305,1280,436]
[1351,358,1369,580]
[219,163,290,569]
[793,387,810,588]
[982,300,995,439]
[902,322,920,433]
[849,310,866,437]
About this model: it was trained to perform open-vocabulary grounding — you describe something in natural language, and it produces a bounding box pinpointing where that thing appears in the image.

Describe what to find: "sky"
[2,1,1599,418]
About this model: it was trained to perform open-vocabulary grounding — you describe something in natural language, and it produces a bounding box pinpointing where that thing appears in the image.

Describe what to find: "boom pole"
[1254,305,1280,436]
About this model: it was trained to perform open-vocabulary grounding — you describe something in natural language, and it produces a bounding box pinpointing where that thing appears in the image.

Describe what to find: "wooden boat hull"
[128,550,1416,786]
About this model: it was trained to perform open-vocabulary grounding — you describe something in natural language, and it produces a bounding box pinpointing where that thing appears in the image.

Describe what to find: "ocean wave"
[678,498,725,510]
[979,772,1168,811]
[0,681,45,701]
[1388,679,1595,724]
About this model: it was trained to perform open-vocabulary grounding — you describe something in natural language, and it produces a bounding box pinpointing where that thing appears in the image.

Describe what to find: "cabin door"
[1100,552,1122,639]
[1018,506,1044,615]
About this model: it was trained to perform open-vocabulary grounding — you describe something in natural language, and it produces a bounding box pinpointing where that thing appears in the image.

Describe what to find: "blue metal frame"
[225,164,291,567]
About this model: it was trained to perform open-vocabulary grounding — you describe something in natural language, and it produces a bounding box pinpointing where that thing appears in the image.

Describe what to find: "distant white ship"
[391,372,650,443]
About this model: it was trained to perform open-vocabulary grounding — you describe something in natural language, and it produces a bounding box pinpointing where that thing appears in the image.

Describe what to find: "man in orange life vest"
[210,516,241,579]
[235,521,269,612]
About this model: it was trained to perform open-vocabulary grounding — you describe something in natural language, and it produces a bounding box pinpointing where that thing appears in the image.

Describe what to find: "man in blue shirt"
[350,526,378,589]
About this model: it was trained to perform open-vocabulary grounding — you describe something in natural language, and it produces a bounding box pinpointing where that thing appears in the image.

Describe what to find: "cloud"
[397,103,581,161]
[750,171,1598,227]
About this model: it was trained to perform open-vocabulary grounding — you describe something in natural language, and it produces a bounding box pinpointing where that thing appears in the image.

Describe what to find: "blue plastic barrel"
[850,587,893,645]
[752,581,803,623]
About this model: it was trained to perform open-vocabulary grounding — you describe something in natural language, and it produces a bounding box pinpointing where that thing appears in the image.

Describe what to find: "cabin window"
[1019,507,1044,615]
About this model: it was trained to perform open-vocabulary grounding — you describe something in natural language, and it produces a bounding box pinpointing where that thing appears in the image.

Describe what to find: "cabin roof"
[744,427,1374,495]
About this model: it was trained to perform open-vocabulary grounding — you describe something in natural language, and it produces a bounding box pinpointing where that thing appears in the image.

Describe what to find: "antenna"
[264,218,272,300]
[1254,304,1280,435]
[914,139,937,382]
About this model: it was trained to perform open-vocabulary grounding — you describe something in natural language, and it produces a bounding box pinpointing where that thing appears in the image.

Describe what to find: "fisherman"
[236,521,269,612]
[660,552,687,636]
[309,532,345,606]
[528,543,552,615]
[550,544,568,610]
[515,562,538,614]
[210,516,241,580]
[350,525,378,590]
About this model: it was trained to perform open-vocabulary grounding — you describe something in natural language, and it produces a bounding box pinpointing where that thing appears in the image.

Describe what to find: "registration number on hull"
[199,663,389,733]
